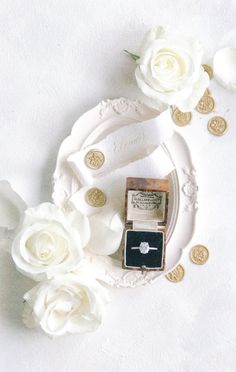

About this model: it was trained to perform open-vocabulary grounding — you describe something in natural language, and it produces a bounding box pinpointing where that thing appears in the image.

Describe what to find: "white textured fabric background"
[0,1,236,371]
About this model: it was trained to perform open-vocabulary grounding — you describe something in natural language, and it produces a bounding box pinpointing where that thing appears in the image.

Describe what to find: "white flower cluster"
[0,181,122,337]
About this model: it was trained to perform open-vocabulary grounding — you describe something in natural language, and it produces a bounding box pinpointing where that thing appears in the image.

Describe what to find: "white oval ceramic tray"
[53,98,198,287]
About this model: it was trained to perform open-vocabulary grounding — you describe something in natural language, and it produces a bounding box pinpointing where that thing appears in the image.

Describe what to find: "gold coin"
[85,187,107,207]
[172,108,192,126]
[208,116,228,136]
[202,64,213,79]
[165,264,185,282]
[190,245,209,265]
[195,95,215,114]
[84,149,105,170]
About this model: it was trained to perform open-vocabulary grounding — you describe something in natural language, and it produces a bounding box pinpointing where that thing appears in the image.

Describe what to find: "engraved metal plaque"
[127,190,166,222]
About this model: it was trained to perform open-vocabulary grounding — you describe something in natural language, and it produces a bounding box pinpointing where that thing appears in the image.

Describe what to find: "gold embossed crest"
[172,108,192,126]
[165,264,185,282]
[202,64,213,79]
[84,149,105,170]
[196,95,215,114]
[190,245,209,265]
[208,116,228,136]
[85,187,107,207]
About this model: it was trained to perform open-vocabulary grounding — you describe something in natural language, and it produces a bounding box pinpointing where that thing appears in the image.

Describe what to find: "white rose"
[11,203,90,281]
[135,26,209,112]
[22,273,109,336]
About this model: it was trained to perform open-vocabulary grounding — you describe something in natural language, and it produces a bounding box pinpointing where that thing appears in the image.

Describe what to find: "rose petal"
[135,67,192,105]
[0,180,26,230]
[87,210,123,256]
[22,202,66,227]
[177,68,209,112]
[213,47,236,91]
[65,209,90,248]
[139,26,171,54]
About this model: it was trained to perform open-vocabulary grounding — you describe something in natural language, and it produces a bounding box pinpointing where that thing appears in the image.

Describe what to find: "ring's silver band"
[131,247,157,250]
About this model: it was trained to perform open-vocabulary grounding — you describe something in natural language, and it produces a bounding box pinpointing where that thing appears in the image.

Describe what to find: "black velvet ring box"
[122,177,169,271]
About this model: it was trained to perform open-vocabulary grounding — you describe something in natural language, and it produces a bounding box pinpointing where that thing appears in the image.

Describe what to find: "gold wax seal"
[202,64,213,79]
[190,245,209,265]
[84,149,105,170]
[165,264,185,282]
[195,95,215,114]
[172,108,192,126]
[85,187,107,207]
[208,116,228,136]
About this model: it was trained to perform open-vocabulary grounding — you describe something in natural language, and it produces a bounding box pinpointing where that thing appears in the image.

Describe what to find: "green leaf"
[123,50,140,62]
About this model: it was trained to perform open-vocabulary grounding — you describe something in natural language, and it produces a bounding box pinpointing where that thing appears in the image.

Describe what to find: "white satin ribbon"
[67,109,174,185]
[68,145,174,217]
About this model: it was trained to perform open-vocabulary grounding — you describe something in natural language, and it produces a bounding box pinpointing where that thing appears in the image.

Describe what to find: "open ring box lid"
[123,177,169,271]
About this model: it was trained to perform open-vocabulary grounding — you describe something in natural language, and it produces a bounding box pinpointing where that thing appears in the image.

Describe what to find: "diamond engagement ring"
[131,242,158,254]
